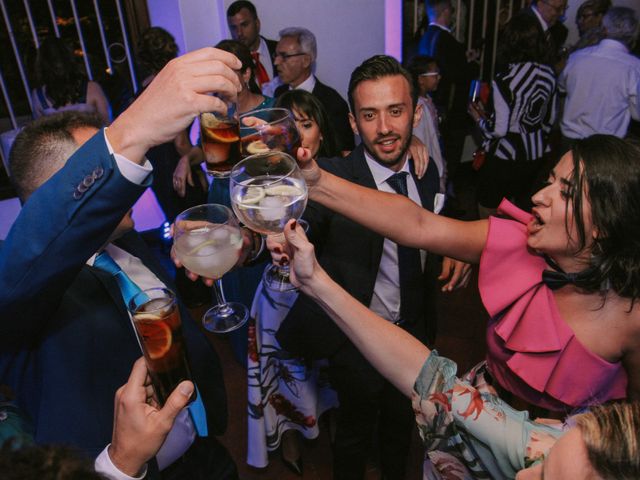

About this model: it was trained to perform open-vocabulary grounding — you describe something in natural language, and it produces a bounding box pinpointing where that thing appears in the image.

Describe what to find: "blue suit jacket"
[0,131,227,460]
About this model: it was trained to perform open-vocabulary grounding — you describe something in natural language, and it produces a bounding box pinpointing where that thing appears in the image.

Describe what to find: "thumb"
[157,381,193,425]
[283,219,309,249]
[296,146,314,166]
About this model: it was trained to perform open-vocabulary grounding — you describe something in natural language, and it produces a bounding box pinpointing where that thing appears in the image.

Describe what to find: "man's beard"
[362,128,413,168]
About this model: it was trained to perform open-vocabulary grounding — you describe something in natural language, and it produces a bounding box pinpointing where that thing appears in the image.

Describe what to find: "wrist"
[107,116,150,165]
[108,443,145,478]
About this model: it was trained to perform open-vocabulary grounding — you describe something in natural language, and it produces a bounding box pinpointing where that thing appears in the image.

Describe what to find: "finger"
[170,246,183,268]
[296,146,314,165]
[178,47,242,70]
[444,265,463,292]
[240,116,268,127]
[437,260,452,281]
[283,219,311,248]
[156,381,194,428]
[120,358,149,401]
[187,171,194,188]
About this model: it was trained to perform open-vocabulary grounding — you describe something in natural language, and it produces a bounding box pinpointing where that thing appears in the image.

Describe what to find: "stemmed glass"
[229,151,308,292]
[239,107,301,158]
[173,204,249,333]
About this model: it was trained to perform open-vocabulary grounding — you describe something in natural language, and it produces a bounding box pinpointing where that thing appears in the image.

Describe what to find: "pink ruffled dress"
[478,200,627,411]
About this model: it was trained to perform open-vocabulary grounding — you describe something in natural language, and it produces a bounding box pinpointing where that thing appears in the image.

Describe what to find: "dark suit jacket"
[518,7,568,64]
[418,24,478,117]
[275,77,355,152]
[0,132,227,463]
[276,145,440,364]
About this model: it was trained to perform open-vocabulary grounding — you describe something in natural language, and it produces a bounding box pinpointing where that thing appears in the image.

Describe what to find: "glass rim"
[128,287,175,315]
[174,203,236,237]
[229,151,300,188]
[239,107,294,130]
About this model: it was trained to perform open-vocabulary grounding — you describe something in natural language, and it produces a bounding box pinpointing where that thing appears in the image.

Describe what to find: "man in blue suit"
[0,48,245,479]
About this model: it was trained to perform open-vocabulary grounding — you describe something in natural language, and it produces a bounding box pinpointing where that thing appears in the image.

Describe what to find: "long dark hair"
[276,90,339,158]
[497,14,551,66]
[215,39,261,95]
[34,37,86,108]
[136,27,178,78]
[568,135,640,304]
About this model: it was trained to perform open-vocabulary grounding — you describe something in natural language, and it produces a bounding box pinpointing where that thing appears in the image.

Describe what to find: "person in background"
[468,14,556,216]
[406,55,446,193]
[559,7,640,145]
[31,36,111,125]
[273,27,355,154]
[246,90,339,475]
[418,0,479,194]
[227,0,278,95]
[518,0,569,68]
[283,132,640,477]
[571,0,612,52]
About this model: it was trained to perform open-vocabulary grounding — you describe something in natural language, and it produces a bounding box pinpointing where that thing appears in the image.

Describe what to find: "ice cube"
[259,196,286,221]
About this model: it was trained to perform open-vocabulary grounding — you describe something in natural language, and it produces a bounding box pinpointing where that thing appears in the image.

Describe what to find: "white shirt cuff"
[94,445,148,480]
[103,128,152,185]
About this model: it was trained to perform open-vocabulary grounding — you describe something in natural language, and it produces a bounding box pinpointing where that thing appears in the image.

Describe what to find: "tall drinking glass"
[200,102,241,177]
[229,151,307,292]
[128,287,195,405]
[173,204,249,333]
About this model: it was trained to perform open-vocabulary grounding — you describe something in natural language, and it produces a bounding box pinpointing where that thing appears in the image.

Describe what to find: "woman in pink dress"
[276,134,640,477]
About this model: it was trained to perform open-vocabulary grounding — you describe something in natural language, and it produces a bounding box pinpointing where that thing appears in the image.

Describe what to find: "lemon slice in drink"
[265,185,302,197]
[245,140,270,154]
[136,319,172,360]
[200,112,220,128]
[239,186,265,206]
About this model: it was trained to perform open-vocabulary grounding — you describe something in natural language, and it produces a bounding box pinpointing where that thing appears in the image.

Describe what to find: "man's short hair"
[9,111,103,202]
[347,55,417,114]
[278,27,317,63]
[603,7,639,48]
[426,0,452,19]
[227,0,257,19]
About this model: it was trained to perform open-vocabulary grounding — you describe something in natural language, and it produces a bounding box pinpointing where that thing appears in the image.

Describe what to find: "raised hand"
[108,47,242,163]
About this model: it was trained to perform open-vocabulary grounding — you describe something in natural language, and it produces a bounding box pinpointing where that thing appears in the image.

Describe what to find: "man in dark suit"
[0,48,246,479]
[227,1,277,91]
[273,27,354,153]
[418,0,478,183]
[276,55,465,480]
[518,0,569,65]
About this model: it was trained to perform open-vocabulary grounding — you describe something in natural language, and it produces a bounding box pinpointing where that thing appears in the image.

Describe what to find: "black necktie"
[386,172,424,325]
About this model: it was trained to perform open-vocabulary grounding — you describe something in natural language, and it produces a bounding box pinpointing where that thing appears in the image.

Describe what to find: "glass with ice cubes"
[229,151,308,291]
[173,204,249,333]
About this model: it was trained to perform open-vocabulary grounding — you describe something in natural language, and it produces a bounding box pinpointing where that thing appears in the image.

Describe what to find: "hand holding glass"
[173,204,249,333]
[230,151,308,291]
[128,288,194,405]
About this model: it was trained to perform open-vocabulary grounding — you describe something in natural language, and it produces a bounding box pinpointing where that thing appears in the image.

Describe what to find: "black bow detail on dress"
[541,255,596,291]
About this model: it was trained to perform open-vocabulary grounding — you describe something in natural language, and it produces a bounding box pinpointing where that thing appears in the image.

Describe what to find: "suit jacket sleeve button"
[82,175,95,188]
[93,166,104,179]
[73,189,83,199]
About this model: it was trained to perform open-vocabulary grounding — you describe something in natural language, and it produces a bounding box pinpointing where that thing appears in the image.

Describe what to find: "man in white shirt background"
[559,6,640,145]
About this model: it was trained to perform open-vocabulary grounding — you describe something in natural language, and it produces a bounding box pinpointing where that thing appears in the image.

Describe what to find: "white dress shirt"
[531,5,549,31]
[559,39,640,139]
[364,152,426,323]
[291,74,316,93]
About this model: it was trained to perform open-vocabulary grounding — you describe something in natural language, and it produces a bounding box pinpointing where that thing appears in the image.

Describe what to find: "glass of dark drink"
[128,287,194,406]
[200,102,240,177]
[239,107,301,158]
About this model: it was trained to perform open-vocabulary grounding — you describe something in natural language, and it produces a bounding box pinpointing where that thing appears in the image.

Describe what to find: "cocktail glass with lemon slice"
[230,151,308,292]
[200,104,241,177]
[128,288,195,406]
[174,204,249,333]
